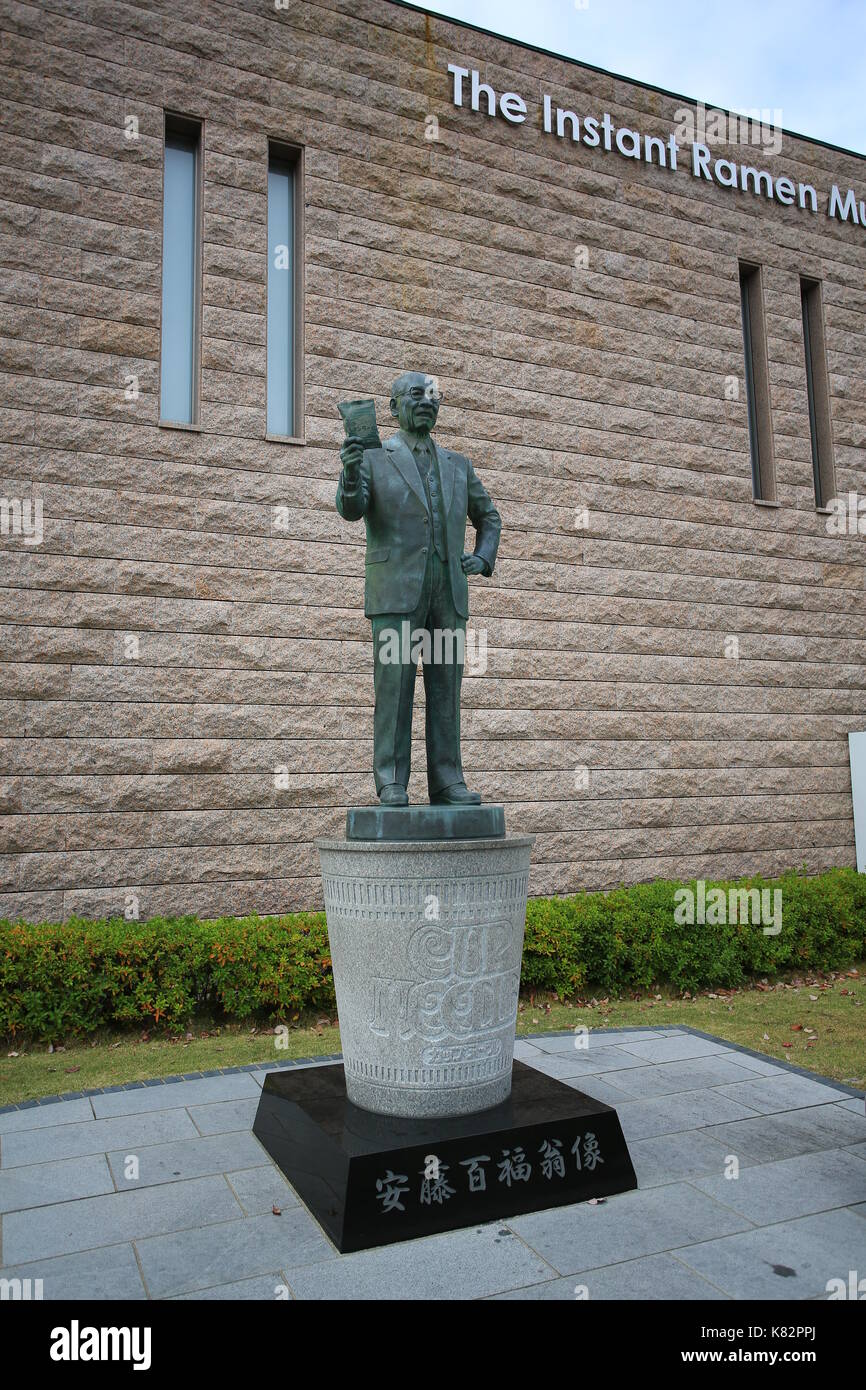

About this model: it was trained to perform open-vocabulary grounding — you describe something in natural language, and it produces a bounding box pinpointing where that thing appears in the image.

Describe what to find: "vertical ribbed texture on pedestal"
[317,835,534,1118]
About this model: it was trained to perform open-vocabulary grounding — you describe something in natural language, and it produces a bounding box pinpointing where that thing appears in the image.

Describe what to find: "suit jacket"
[336,432,502,619]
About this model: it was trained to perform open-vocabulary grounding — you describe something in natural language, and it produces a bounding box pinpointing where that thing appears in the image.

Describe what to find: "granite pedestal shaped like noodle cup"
[317,834,535,1118]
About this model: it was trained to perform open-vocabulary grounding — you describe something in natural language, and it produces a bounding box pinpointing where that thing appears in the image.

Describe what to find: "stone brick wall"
[1,0,865,920]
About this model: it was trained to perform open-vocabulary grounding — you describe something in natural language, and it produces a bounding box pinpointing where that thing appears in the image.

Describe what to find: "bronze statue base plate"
[345,803,505,841]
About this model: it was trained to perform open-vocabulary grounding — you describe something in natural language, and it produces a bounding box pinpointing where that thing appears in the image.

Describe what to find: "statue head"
[389,371,442,436]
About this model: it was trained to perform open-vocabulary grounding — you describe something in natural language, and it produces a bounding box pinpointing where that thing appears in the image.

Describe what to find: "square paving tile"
[561,1074,637,1107]
[613,1089,760,1141]
[90,1074,261,1119]
[703,1104,866,1165]
[490,1251,730,1300]
[0,1099,95,1134]
[527,1029,684,1055]
[283,1222,557,1300]
[629,1130,744,1188]
[713,1073,852,1114]
[714,1052,797,1077]
[0,1243,147,1300]
[135,1209,335,1298]
[617,1036,734,1064]
[591,1055,776,1100]
[524,1049,653,1081]
[507,1182,753,1275]
[226,1166,299,1216]
[689,1148,866,1224]
[170,1272,289,1300]
[0,1154,114,1214]
[187,1098,260,1135]
[2,1174,242,1264]
[674,1208,866,1299]
[1,1109,200,1168]
[107,1132,267,1189]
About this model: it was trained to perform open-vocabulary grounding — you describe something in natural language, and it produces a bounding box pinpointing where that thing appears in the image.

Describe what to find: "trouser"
[371,550,466,797]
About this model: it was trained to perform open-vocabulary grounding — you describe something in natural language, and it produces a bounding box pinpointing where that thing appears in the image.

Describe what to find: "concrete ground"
[1,1026,864,1300]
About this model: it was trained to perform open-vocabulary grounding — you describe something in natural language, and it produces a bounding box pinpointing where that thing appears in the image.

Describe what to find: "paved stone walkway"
[1,1027,864,1300]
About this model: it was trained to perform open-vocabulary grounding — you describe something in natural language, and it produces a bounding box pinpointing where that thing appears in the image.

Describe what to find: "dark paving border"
[1,1026,862,1114]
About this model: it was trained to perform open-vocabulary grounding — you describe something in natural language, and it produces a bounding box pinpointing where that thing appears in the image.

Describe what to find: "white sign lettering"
[447,65,863,228]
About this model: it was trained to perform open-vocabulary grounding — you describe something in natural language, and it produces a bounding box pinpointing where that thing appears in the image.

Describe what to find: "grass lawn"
[516,964,865,1091]
[1,963,863,1106]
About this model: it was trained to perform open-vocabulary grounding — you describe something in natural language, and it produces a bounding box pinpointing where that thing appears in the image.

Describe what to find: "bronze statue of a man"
[337,371,502,807]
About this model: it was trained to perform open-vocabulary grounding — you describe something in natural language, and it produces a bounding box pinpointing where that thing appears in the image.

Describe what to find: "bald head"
[389,371,442,436]
[391,370,427,399]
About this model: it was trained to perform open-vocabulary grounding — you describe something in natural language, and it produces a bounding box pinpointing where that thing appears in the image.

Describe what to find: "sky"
[419,0,866,154]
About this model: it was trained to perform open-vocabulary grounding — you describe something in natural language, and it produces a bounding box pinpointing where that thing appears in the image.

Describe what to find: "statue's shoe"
[430,783,481,805]
[378,784,409,807]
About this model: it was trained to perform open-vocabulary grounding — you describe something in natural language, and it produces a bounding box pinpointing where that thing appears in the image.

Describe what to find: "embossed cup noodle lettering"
[369,918,519,1051]
[318,836,534,1117]
[369,968,520,1043]
[420,1038,501,1066]
[407,918,513,979]
[447,64,866,227]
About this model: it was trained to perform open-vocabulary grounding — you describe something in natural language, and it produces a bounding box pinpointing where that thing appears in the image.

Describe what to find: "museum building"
[2,0,866,920]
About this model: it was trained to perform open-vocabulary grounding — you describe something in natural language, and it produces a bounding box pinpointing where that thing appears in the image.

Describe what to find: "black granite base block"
[252,1060,637,1253]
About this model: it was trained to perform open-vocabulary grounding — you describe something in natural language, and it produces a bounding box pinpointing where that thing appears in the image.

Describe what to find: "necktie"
[413,438,432,476]
[412,439,447,561]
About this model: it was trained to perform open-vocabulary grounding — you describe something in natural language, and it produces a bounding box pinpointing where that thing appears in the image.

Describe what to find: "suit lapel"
[385,437,428,511]
[433,441,455,518]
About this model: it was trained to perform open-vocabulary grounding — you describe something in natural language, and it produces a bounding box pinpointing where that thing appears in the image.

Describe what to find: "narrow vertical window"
[160,116,201,425]
[739,262,776,502]
[267,146,300,438]
[800,277,835,509]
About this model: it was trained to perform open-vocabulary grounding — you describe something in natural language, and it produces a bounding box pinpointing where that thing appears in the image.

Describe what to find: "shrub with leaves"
[0,913,334,1039]
[1,868,863,1038]
[522,866,866,997]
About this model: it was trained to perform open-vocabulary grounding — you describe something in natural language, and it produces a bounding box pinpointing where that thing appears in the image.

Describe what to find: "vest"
[410,436,448,562]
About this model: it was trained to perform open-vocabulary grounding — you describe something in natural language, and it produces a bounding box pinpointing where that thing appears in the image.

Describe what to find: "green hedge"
[0,913,335,1039]
[521,867,866,996]
[1,868,864,1038]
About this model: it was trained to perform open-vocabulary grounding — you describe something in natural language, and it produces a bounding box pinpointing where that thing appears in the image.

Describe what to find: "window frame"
[738,261,777,505]
[800,275,836,511]
[158,112,204,430]
[265,139,305,445]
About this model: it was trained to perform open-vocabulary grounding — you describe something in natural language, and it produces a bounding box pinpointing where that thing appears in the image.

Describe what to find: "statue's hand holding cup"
[340,435,364,485]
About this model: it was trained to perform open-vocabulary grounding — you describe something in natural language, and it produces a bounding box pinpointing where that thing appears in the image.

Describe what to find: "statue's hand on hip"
[461,552,486,575]
[340,435,363,484]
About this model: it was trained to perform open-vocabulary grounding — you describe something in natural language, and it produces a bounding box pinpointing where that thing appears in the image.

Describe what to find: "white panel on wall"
[847,732,866,872]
